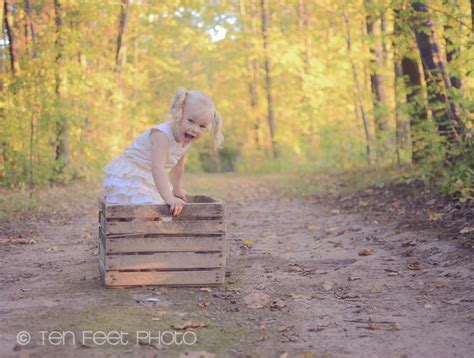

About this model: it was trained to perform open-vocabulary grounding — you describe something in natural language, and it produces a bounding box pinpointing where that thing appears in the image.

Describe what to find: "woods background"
[1,0,472,198]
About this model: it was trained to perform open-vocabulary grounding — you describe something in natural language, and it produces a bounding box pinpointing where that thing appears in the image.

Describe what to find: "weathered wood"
[104,203,224,219]
[102,195,224,219]
[106,252,225,270]
[98,255,106,286]
[105,217,225,235]
[98,195,227,287]
[103,233,225,254]
[104,269,224,287]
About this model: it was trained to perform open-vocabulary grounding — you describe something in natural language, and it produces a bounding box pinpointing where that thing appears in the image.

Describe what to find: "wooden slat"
[104,234,225,254]
[104,269,224,287]
[99,210,107,233]
[99,234,106,262]
[98,256,106,285]
[105,252,224,270]
[103,202,224,219]
[105,218,225,235]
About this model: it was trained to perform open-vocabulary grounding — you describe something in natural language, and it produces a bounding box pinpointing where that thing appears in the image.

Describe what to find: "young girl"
[102,88,223,216]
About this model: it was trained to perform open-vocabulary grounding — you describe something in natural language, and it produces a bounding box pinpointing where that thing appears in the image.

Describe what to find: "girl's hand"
[173,188,188,202]
[165,197,186,216]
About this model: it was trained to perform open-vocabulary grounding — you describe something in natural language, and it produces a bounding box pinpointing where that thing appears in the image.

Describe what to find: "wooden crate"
[98,195,226,288]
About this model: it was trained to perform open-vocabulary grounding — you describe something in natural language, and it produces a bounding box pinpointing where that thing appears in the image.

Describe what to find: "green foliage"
[0,0,472,202]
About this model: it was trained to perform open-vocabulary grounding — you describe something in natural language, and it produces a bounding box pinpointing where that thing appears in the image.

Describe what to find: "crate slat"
[104,203,224,219]
[104,269,224,287]
[99,227,225,254]
[106,218,225,235]
[106,252,224,270]
[106,236,225,254]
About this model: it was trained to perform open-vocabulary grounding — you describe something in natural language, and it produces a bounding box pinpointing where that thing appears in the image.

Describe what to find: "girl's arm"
[150,130,185,216]
[170,155,186,200]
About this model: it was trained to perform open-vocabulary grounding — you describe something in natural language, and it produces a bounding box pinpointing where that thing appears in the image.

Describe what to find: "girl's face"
[175,100,212,145]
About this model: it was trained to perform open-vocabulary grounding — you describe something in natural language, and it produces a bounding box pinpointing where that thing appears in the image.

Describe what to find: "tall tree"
[4,0,21,74]
[54,0,69,175]
[364,0,389,161]
[393,5,427,163]
[240,0,261,149]
[116,0,131,69]
[260,0,277,158]
[343,10,374,165]
[297,0,315,144]
[410,1,463,144]
[443,0,462,90]
[24,0,36,58]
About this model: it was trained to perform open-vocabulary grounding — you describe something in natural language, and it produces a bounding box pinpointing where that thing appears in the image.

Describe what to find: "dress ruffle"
[102,156,166,205]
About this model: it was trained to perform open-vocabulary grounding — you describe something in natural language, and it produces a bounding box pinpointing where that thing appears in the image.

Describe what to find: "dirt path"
[0,181,472,357]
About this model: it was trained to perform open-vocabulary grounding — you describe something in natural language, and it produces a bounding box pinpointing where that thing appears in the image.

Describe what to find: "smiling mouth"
[184,133,196,140]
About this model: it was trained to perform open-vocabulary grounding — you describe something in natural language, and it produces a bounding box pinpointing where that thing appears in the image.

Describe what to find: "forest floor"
[0,171,473,358]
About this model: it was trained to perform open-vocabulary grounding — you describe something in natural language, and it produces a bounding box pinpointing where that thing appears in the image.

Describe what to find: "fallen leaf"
[172,321,208,330]
[435,282,446,289]
[296,353,319,358]
[407,262,422,271]
[270,298,286,309]
[243,292,270,309]
[368,283,378,293]
[262,248,272,254]
[390,322,401,331]
[290,293,311,300]
[368,317,377,330]
[427,208,443,221]
[46,245,59,253]
[179,351,216,358]
[322,282,333,291]
[358,248,373,256]
[307,225,320,232]
[358,200,369,207]
[241,240,255,248]
[348,275,361,281]
[198,302,210,308]
[460,227,474,234]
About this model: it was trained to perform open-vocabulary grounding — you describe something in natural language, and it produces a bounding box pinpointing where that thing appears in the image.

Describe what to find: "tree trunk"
[260,0,277,159]
[297,0,315,144]
[54,0,69,175]
[240,0,261,149]
[393,6,427,164]
[364,0,389,161]
[411,1,463,143]
[4,0,21,75]
[343,11,374,165]
[24,0,36,58]
[116,0,131,69]
[443,0,462,89]
[471,0,474,33]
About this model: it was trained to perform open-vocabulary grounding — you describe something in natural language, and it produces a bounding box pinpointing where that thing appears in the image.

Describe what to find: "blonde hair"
[170,87,224,151]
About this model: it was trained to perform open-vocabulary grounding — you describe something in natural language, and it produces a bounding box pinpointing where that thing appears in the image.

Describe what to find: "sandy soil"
[0,179,473,358]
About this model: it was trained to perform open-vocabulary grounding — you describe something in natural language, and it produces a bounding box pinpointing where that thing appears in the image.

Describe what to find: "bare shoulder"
[150,128,170,148]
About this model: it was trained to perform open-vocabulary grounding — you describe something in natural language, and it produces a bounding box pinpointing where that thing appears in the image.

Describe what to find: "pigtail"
[212,110,224,152]
[170,87,188,122]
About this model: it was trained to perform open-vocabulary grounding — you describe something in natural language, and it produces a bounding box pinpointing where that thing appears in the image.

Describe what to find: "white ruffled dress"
[102,121,191,205]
